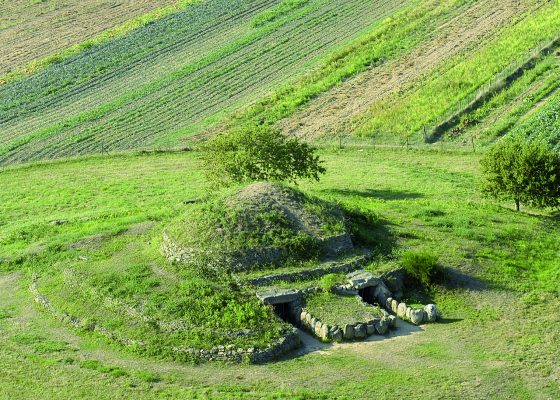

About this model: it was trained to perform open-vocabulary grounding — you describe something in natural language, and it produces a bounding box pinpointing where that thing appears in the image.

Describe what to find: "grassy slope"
[1,147,558,398]
[0,0,410,166]
[226,0,560,145]
[452,53,560,145]
[351,1,560,141]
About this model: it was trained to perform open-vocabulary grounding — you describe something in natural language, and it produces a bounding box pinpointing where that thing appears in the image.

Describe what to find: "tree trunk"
[515,199,520,211]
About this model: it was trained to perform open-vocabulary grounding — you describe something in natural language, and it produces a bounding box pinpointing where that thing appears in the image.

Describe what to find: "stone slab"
[256,289,301,305]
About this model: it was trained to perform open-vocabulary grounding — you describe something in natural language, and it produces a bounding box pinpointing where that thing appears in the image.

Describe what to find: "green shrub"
[401,251,442,286]
[480,134,560,211]
[319,273,344,293]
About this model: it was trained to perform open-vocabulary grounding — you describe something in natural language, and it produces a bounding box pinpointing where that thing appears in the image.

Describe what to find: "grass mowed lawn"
[0,147,558,398]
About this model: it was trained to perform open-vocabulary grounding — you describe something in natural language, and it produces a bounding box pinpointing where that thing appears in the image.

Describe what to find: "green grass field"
[1,147,558,398]
[2,0,560,397]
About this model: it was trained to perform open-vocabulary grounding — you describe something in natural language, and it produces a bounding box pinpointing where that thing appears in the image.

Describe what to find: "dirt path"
[293,319,424,357]
[279,0,540,139]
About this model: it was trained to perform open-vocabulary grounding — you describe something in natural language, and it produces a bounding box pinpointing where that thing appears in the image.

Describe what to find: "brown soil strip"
[279,0,540,140]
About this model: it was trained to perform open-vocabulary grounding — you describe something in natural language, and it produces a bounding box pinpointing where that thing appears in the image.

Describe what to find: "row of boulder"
[295,306,396,342]
[385,297,438,325]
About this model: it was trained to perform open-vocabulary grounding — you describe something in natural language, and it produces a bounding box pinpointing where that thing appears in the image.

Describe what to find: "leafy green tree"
[480,135,560,211]
[201,125,326,187]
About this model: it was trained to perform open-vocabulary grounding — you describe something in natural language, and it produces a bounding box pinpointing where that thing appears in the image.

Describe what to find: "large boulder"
[397,302,407,319]
[343,324,355,340]
[410,309,425,325]
[424,304,438,322]
[354,324,367,338]
[331,328,343,342]
[346,270,381,289]
[374,318,389,335]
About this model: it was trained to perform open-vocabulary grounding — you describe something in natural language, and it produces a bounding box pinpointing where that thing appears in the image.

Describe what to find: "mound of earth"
[163,182,354,270]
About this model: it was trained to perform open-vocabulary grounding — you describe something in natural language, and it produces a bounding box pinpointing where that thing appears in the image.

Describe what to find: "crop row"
[352,2,560,141]
[0,0,409,165]
[512,88,560,146]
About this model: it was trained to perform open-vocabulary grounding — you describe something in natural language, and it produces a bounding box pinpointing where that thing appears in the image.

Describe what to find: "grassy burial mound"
[31,231,296,364]
[163,182,355,271]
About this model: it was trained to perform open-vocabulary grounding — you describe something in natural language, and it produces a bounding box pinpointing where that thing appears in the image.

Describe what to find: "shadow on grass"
[437,317,463,324]
[322,188,424,201]
[443,268,488,291]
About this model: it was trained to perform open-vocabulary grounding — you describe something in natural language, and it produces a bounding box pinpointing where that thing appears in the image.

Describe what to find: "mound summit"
[163,182,355,270]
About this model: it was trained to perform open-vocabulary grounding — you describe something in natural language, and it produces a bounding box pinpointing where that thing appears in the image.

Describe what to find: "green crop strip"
[353,2,560,141]
[0,0,202,85]
[225,0,468,131]
[2,0,407,164]
[252,0,310,27]
[0,1,326,159]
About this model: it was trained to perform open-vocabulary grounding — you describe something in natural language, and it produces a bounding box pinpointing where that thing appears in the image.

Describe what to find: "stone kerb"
[289,295,394,342]
[384,297,438,325]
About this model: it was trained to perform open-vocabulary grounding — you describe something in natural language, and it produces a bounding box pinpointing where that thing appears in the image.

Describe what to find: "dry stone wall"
[251,252,373,286]
[30,273,300,363]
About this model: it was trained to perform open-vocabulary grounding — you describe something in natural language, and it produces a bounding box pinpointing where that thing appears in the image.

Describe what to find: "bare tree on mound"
[201,125,326,187]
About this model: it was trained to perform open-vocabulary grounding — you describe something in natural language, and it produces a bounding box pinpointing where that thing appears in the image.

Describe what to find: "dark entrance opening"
[273,302,292,322]
[358,287,376,304]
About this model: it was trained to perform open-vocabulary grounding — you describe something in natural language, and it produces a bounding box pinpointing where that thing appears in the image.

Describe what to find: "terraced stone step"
[249,250,373,286]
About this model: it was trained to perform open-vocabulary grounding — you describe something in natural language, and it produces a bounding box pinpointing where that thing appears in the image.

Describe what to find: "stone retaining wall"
[30,273,300,363]
[251,252,373,286]
[384,297,438,325]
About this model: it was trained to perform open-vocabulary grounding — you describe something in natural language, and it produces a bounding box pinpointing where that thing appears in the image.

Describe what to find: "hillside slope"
[1,0,560,166]
[0,0,179,77]
[0,0,410,166]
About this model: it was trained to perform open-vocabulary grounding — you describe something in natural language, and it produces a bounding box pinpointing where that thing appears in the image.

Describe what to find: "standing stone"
[314,321,323,336]
[343,324,355,340]
[388,315,397,329]
[397,302,407,318]
[391,299,399,313]
[331,328,343,342]
[375,318,389,335]
[354,324,367,338]
[320,324,330,340]
[410,309,425,325]
[386,297,393,310]
[424,304,438,322]
[300,310,307,325]
[406,307,412,320]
